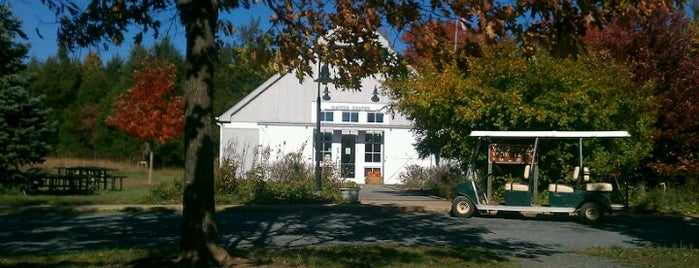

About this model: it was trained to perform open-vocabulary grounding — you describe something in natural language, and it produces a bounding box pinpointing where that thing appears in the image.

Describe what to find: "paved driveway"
[2,205,697,267]
[359,184,451,212]
[1,187,697,267]
[359,184,441,200]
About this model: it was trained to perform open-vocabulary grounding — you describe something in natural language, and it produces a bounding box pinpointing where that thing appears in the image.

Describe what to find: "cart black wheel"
[451,196,476,218]
[579,202,605,224]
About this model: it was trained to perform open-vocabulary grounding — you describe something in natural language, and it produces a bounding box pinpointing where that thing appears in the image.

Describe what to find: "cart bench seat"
[548,183,574,193]
[505,182,529,191]
[585,182,613,192]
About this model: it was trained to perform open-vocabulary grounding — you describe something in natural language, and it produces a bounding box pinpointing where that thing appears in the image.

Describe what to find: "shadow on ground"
[0,206,181,256]
[599,212,699,248]
[215,206,560,260]
[480,209,699,248]
[0,204,697,266]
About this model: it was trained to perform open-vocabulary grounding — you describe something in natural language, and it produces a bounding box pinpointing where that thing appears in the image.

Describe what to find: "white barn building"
[217,61,432,185]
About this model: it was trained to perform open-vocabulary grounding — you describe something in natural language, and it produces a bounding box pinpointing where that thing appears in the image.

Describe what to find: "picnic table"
[33,166,125,194]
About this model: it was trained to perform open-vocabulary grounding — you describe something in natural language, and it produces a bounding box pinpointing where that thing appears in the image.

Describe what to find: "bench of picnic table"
[32,167,126,194]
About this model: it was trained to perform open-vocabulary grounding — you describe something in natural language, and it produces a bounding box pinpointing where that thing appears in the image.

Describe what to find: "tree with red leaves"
[107,59,184,184]
[585,10,699,183]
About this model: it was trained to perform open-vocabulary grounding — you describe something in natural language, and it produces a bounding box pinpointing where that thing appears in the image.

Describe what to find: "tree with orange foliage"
[107,59,183,184]
[585,10,699,184]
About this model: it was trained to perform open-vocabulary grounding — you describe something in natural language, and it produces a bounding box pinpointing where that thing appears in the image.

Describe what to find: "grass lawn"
[0,245,517,268]
[0,158,183,206]
[580,246,699,268]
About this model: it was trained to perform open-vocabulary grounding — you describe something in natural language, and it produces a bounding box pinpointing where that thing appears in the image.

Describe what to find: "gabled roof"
[217,33,412,126]
[217,74,283,123]
[216,68,399,124]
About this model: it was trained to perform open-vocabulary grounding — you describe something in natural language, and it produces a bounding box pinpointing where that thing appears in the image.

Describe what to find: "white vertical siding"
[219,127,260,174]
[258,125,314,162]
[383,128,431,184]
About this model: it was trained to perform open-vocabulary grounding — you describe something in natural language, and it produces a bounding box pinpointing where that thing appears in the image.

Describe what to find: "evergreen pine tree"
[0,5,56,178]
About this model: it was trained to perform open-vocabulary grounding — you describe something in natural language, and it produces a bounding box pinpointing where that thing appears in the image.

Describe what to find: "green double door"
[341,134,356,178]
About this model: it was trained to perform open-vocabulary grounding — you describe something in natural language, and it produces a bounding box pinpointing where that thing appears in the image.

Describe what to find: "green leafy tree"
[0,4,55,178]
[26,48,81,113]
[214,19,277,116]
[388,43,656,180]
[72,53,111,156]
[28,50,127,159]
[92,55,143,161]
[25,49,82,156]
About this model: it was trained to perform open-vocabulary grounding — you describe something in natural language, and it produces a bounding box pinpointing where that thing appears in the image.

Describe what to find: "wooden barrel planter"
[364,176,383,185]
[340,187,360,203]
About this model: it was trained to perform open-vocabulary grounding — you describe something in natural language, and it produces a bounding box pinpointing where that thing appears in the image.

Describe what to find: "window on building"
[321,132,332,161]
[367,112,384,123]
[321,111,334,122]
[342,112,359,122]
[364,132,382,162]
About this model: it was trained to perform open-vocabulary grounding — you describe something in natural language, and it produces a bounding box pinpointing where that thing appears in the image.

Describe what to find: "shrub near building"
[143,149,341,205]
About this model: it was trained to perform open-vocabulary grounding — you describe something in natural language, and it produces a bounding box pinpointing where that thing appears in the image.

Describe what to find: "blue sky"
[11,1,276,61]
[11,1,408,63]
[13,1,694,62]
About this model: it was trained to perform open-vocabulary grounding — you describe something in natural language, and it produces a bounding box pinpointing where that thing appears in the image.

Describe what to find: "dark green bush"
[399,165,431,189]
[267,151,309,181]
[429,165,465,199]
[146,178,183,204]
[0,182,29,195]
[397,164,465,199]
[215,157,240,196]
[0,168,47,194]
[214,151,342,205]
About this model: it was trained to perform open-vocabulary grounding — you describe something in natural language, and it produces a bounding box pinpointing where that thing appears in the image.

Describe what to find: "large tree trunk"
[176,0,233,266]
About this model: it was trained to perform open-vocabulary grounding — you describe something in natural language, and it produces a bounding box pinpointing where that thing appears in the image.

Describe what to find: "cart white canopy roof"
[470,130,631,138]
